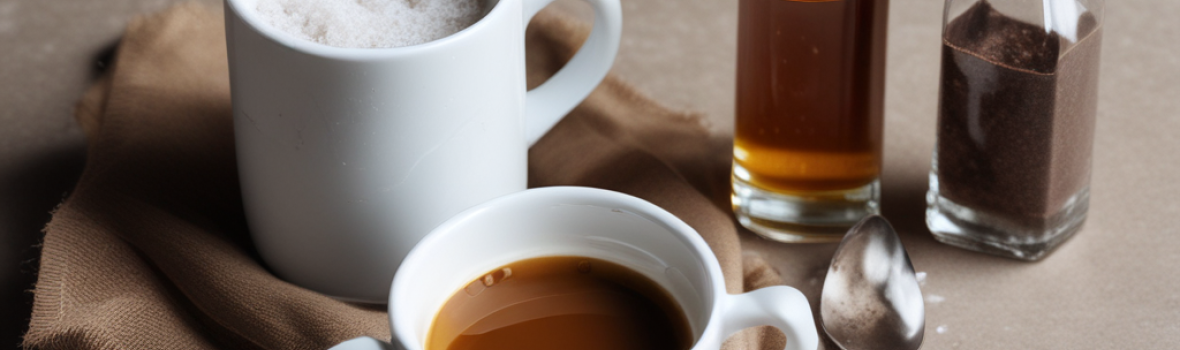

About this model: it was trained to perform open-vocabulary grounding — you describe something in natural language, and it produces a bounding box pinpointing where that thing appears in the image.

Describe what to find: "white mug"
[332,187,819,350]
[224,0,622,302]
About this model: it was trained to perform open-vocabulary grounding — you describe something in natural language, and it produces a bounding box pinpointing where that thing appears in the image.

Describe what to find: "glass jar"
[732,0,889,242]
[927,0,1104,260]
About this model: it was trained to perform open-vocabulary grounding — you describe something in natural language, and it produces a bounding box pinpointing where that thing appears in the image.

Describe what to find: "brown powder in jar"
[936,1,1102,223]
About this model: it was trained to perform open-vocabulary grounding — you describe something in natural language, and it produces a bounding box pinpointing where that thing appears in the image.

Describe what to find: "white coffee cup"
[331,187,818,350]
[224,0,621,302]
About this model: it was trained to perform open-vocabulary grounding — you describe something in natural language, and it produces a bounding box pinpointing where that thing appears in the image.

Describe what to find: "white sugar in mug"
[224,0,621,302]
[331,187,819,350]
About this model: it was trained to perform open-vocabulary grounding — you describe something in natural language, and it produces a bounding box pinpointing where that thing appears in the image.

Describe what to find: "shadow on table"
[0,38,115,350]
[880,167,937,244]
[0,144,87,350]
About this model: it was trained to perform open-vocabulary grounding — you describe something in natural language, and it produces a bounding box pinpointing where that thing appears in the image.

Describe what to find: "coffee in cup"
[326,188,818,350]
[428,256,693,350]
[254,0,488,48]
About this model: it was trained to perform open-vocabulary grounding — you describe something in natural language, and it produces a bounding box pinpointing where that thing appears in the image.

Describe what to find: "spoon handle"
[721,286,819,350]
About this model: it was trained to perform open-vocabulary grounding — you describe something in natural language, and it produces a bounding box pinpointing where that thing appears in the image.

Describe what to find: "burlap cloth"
[24,3,794,349]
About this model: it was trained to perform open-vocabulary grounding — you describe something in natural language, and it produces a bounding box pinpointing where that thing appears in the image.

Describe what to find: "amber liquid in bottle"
[734,0,887,193]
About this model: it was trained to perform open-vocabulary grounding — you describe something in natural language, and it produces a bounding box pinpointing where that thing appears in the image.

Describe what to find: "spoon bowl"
[820,215,925,350]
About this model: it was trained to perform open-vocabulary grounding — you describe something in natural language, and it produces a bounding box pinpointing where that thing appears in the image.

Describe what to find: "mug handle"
[722,286,820,350]
[326,336,396,350]
[521,0,623,145]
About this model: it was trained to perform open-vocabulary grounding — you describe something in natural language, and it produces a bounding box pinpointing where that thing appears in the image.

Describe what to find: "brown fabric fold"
[25,3,788,349]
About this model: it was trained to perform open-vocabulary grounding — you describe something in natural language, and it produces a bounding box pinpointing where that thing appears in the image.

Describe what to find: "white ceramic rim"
[224,0,505,60]
[388,186,731,349]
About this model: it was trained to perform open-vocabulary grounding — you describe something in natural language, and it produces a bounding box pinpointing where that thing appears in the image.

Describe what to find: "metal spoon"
[820,215,925,350]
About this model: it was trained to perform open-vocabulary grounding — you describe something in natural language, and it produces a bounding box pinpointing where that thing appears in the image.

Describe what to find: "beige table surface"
[2,0,1178,349]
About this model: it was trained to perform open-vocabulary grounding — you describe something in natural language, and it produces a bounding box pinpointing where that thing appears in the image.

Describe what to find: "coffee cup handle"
[326,336,397,350]
[521,0,622,145]
[723,286,820,350]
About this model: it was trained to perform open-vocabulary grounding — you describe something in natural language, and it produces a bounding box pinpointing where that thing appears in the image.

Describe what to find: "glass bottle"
[731,0,890,243]
[928,0,1104,260]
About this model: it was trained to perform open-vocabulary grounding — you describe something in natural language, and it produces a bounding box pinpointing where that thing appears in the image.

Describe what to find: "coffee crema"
[426,256,693,350]
[254,0,486,48]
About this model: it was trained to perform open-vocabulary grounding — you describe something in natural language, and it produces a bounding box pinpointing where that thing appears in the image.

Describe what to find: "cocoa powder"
[936,1,1101,224]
